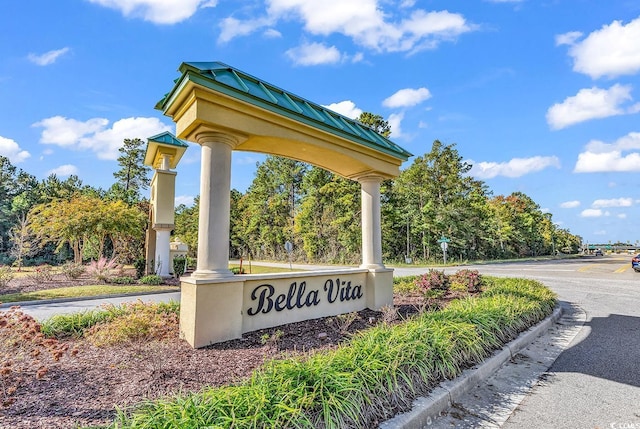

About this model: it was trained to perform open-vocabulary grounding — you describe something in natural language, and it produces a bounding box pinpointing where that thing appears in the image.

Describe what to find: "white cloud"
[33,116,172,160]
[223,1,474,54]
[322,100,363,119]
[0,136,31,163]
[219,16,272,43]
[383,87,431,108]
[563,17,640,79]
[618,213,628,219]
[560,200,581,209]
[581,209,604,218]
[555,31,582,46]
[469,156,560,179]
[263,28,282,38]
[574,132,640,173]
[387,112,405,138]
[88,0,215,24]
[27,47,70,66]
[33,116,109,147]
[546,84,637,130]
[285,42,343,66]
[592,197,633,208]
[175,195,195,207]
[47,164,79,177]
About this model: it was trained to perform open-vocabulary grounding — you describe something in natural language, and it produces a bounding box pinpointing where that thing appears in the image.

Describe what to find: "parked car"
[594,249,603,256]
[632,254,640,272]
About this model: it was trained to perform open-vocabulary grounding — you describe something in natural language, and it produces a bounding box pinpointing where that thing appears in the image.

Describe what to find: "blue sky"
[2,0,640,245]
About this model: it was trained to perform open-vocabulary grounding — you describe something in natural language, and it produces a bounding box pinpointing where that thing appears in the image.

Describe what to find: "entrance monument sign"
[154,62,411,347]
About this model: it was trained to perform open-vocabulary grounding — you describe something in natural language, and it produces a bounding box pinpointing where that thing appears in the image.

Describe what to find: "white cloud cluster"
[592,197,633,208]
[322,100,363,119]
[579,197,633,218]
[87,0,216,24]
[383,87,431,108]
[285,42,344,66]
[27,47,70,66]
[33,116,172,160]
[47,164,79,177]
[560,200,581,209]
[580,209,608,218]
[574,132,640,173]
[546,84,639,130]
[560,17,640,79]
[219,0,474,65]
[0,136,31,163]
[469,156,560,179]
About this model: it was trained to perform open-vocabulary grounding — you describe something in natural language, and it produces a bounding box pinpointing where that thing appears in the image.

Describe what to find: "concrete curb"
[379,306,563,429]
[0,288,180,309]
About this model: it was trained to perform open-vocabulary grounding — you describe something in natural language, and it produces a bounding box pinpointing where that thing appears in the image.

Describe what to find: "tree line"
[0,139,150,268]
[0,114,582,268]
[174,140,582,265]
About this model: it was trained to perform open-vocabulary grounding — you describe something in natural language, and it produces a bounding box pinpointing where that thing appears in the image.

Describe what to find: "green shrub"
[29,264,54,282]
[393,275,419,295]
[415,269,449,295]
[60,262,86,280]
[110,276,136,285]
[449,269,483,293]
[231,267,245,274]
[133,258,146,279]
[139,274,162,285]
[173,256,187,278]
[0,266,14,288]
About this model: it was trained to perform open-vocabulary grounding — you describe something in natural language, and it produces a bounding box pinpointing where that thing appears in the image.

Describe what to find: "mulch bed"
[0,273,443,429]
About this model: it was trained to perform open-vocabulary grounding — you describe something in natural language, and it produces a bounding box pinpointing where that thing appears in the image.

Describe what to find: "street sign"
[437,236,451,243]
[284,241,293,253]
[440,241,448,251]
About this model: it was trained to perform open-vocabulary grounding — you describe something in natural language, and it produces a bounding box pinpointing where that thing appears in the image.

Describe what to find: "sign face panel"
[440,241,448,251]
[242,270,368,333]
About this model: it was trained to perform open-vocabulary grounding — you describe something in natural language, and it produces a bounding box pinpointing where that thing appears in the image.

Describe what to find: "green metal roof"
[156,61,412,161]
[147,131,189,148]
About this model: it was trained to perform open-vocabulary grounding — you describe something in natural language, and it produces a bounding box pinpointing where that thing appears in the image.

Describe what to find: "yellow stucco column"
[359,175,385,269]
[192,132,238,279]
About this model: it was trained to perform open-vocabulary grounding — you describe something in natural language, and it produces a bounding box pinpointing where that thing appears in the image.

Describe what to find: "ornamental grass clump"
[107,277,557,429]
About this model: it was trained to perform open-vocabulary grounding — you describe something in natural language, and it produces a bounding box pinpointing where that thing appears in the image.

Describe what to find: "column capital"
[195,131,243,149]
[354,173,385,184]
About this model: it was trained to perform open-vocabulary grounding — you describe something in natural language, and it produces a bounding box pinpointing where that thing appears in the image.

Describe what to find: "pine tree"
[112,138,150,203]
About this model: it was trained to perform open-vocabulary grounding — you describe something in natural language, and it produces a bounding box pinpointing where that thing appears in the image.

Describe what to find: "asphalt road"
[420,254,640,429]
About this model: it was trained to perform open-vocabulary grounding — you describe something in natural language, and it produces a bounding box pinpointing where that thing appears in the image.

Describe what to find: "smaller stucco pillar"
[359,175,384,270]
[193,132,238,279]
[154,227,172,276]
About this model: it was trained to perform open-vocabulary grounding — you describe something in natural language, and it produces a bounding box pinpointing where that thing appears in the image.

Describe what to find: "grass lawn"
[0,264,301,304]
[228,263,306,274]
[0,285,178,303]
